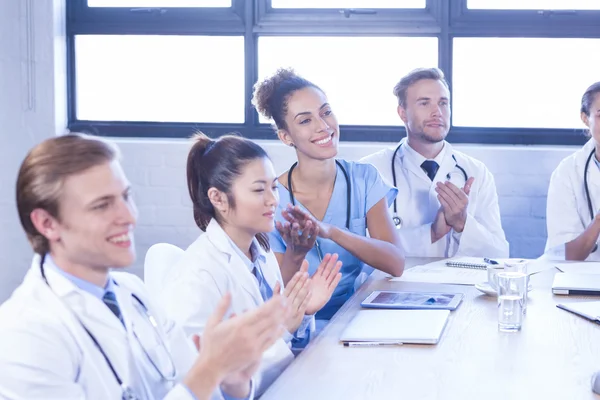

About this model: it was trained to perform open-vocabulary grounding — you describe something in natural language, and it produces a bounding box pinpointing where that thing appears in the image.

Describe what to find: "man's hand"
[435,177,475,233]
[431,207,451,243]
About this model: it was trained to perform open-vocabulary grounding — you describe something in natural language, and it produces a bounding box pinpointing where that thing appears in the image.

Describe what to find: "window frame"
[68,0,246,34]
[450,1,600,35]
[66,0,600,145]
[255,0,441,34]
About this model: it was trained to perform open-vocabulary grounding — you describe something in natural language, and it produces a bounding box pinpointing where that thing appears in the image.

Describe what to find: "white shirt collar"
[226,236,267,273]
[44,253,115,300]
[403,139,447,168]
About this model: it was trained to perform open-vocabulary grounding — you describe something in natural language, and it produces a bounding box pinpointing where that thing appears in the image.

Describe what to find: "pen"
[484,258,498,265]
[343,342,404,347]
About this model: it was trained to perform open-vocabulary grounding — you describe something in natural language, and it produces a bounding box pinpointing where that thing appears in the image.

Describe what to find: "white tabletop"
[260,257,600,400]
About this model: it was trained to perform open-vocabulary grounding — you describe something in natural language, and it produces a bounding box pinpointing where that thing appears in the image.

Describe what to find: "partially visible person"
[545,82,600,261]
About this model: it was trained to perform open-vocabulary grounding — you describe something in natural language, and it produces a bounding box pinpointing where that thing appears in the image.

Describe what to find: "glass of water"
[497,271,527,332]
[504,260,529,314]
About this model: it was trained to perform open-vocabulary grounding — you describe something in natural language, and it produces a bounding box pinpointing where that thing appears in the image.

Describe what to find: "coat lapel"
[44,261,126,336]
[32,257,132,393]
[396,139,432,185]
[205,219,264,304]
[435,142,458,186]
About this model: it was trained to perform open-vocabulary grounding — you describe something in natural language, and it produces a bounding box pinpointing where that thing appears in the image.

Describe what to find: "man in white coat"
[0,133,288,400]
[361,68,509,258]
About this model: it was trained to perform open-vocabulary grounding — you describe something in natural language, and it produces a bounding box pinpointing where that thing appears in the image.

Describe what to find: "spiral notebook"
[445,258,490,270]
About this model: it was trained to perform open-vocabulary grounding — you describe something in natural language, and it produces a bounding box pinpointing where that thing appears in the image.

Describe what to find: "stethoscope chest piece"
[122,385,140,400]
[393,215,402,228]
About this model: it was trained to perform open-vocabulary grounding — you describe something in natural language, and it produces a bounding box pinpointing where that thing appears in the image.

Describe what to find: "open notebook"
[340,309,450,345]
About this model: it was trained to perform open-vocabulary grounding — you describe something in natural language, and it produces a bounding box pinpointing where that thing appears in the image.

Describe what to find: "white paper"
[554,262,600,275]
[391,257,556,285]
[391,259,487,285]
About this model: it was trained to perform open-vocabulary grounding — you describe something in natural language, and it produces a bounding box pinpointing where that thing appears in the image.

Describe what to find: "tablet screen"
[371,292,454,306]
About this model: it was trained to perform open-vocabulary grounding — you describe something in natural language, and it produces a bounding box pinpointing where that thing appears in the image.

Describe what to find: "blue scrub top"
[269,159,398,320]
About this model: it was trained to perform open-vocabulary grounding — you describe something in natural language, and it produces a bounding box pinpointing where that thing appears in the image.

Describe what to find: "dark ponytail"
[186,131,272,251]
[186,133,215,232]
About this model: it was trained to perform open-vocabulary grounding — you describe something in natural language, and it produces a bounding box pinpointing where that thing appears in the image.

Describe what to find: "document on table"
[391,257,555,285]
[391,258,487,285]
[554,262,600,275]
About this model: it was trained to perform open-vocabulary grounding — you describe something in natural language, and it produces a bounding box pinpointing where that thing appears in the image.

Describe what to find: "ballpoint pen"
[343,342,404,347]
[484,258,499,265]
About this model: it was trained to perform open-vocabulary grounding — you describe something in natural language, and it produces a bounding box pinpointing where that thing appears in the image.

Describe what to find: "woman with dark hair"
[162,132,341,397]
[252,68,405,323]
[545,82,600,261]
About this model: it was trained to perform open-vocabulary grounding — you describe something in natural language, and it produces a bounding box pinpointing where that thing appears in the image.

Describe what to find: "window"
[75,35,245,123]
[68,0,598,145]
[258,36,438,126]
[88,0,232,7]
[271,0,425,9]
[467,0,600,10]
[452,37,600,129]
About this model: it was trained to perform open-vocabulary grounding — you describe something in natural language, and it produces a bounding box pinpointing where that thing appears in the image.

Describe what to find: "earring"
[289,143,295,147]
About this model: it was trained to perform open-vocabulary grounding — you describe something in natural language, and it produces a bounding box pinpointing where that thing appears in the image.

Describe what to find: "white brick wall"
[0,0,66,302]
[0,0,586,301]
[113,138,578,276]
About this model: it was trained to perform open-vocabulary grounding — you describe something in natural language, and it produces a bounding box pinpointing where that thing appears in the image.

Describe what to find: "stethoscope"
[39,255,177,400]
[583,148,599,253]
[390,143,468,228]
[287,159,351,261]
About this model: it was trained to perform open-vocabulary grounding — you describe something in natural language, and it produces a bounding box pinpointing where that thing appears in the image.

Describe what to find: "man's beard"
[409,125,447,144]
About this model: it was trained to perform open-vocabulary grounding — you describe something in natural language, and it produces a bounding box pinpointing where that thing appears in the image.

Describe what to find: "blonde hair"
[16,133,119,254]
[393,67,449,107]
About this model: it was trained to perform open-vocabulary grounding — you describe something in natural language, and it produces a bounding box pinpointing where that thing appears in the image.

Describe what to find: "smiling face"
[399,78,451,144]
[277,86,340,161]
[37,160,138,271]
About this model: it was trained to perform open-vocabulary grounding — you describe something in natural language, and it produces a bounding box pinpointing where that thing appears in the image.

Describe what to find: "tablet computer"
[361,291,463,310]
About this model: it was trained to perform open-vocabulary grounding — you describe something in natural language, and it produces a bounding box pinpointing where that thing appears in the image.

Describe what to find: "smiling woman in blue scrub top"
[251,68,406,321]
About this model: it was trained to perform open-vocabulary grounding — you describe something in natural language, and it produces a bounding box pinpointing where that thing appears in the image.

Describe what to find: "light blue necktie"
[253,263,273,302]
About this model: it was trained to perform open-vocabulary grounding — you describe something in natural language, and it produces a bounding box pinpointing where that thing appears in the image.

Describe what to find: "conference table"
[261,257,600,400]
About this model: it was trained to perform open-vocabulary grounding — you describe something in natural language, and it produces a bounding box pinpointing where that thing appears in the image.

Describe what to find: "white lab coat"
[361,139,509,258]
[161,219,295,397]
[0,255,232,400]
[545,138,600,261]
